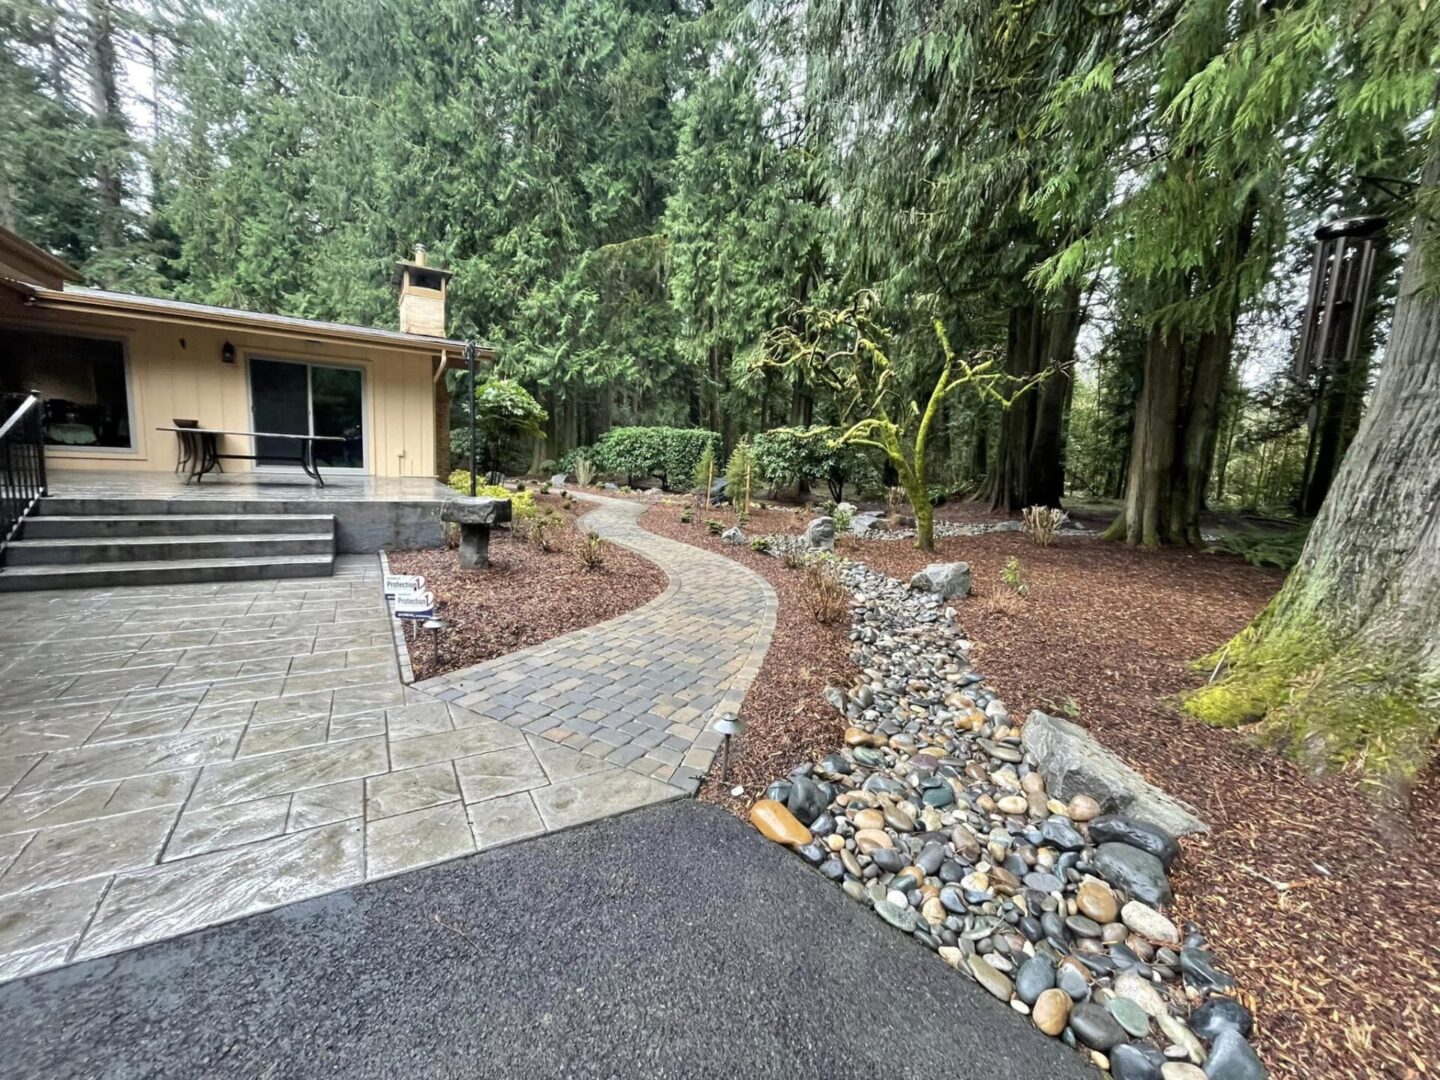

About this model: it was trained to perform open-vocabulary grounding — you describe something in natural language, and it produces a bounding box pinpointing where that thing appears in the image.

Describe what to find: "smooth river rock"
[749,799,811,846]
[1068,1001,1129,1050]
[1089,815,1181,869]
[1190,995,1254,1040]
[1202,1028,1269,1080]
[1032,988,1072,1036]
[1094,842,1174,907]
[1121,900,1180,943]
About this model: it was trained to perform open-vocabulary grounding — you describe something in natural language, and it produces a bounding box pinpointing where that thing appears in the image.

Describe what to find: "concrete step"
[0,554,336,592]
[4,532,334,567]
[20,514,335,539]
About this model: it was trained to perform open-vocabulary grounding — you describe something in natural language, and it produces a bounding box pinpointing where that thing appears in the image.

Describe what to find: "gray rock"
[1040,818,1085,852]
[908,562,973,599]
[785,776,828,826]
[1094,843,1174,907]
[1108,996,1152,1037]
[1190,996,1253,1040]
[874,900,918,933]
[1180,947,1238,993]
[720,526,747,544]
[440,496,512,526]
[1021,711,1207,837]
[851,511,885,535]
[1015,955,1056,1004]
[805,516,836,551]
[1068,1001,1128,1050]
[1110,1043,1167,1080]
[1089,815,1181,869]
[1203,1028,1269,1079]
[550,473,568,488]
[1057,964,1090,1001]
[440,496,513,570]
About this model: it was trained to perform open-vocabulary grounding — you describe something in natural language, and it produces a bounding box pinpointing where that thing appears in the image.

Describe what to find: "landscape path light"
[712,712,744,783]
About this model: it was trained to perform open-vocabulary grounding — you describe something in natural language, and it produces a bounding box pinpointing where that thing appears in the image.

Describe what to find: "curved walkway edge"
[412,492,778,795]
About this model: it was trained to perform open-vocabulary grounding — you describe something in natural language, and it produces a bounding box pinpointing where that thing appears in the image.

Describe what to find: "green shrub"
[680,506,693,523]
[1001,556,1029,596]
[593,426,721,490]
[750,536,772,554]
[706,518,723,535]
[575,530,608,570]
[831,504,853,534]
[751,426,878,501]
[445,472,536,519]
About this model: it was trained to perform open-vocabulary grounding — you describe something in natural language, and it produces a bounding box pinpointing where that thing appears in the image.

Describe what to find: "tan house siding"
[1,289,442,477]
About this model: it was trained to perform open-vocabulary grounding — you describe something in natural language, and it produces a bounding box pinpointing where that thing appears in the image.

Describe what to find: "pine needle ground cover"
[642,499,1440,1080]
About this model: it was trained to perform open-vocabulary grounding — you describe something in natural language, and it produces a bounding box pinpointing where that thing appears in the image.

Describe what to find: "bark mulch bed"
[640,499,1440,1080]
[388,495,667,682]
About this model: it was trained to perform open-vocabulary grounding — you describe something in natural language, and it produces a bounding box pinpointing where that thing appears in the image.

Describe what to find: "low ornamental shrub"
[445,473,537,519]
[576,530,608,570]
[706,518,723,535]
[1001,555,1029,596]
[524,510,563,552]
[1021,505,1067,546]
[802,558,849,624]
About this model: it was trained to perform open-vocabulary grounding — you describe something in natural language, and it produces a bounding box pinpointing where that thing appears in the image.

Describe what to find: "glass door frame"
[245,354,369,474]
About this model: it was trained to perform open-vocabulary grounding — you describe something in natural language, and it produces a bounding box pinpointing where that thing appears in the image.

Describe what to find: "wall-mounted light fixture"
[221,341,236,364]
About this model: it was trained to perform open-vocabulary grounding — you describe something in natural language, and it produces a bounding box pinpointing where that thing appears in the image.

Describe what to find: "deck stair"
[0,501,336,590]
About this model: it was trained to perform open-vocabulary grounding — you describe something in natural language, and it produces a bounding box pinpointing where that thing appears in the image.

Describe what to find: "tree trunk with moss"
[1185,160,1440,796]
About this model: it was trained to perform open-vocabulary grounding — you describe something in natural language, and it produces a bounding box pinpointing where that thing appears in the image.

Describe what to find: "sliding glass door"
[249,357,365,469]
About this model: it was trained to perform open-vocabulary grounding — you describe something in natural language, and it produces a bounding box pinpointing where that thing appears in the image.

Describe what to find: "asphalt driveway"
[0,800,1095,1079]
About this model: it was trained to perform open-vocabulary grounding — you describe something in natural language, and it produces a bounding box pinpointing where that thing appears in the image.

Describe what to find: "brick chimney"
[392,243,453,337]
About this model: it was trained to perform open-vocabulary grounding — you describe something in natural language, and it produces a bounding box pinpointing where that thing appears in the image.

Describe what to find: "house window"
[0,327,132,449]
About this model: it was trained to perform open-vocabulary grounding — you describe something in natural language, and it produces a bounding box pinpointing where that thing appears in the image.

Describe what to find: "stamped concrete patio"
[0,493,775,982]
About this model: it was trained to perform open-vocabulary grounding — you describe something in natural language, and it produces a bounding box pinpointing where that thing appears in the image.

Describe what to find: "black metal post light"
[465,340,478,497]
[713,712,745,784]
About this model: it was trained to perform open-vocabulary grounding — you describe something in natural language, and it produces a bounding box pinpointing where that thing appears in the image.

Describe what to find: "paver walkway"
[0,494,774,983]
[412,493,776,791]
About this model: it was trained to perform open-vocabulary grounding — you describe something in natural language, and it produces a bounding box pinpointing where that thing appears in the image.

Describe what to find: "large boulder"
[805,516,836,551]
[721,526,746,545]
[1021,711,1207,836]
[908,562,972,599]
[550,472,568,488]
[851,511,885,536]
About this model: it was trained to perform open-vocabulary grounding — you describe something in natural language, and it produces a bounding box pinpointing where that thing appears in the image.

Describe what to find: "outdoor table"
[157,426,347,486]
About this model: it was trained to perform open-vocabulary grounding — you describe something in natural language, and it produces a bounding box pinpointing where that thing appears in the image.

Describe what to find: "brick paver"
[0,493,776,983]
[411,493,777,791]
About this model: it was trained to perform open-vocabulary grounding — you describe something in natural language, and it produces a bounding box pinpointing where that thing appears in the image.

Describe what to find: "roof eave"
[27,288,495,358]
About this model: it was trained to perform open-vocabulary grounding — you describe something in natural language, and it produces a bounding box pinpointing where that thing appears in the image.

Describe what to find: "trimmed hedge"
[593,426,721,490]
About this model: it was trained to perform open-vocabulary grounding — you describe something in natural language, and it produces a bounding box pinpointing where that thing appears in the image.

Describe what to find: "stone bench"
[440,496,512,570]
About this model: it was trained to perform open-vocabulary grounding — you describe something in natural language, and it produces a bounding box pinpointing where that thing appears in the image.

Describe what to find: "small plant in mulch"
[524,511,563,552]
[680,507,693,523]
[706,518,723,535]
[801,557,848,624]
[750,536,772,554]
[1001,555,1029,596]
[575,530,609,570]
[1021,504,1067,546]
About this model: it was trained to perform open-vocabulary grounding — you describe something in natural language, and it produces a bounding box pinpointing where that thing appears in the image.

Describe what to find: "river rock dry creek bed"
[748,561,1266,1080]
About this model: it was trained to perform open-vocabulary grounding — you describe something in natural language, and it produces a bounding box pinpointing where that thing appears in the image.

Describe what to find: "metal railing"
[1,390,47,568]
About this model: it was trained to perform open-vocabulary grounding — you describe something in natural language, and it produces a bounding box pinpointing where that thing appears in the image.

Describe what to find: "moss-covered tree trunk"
[1186,155,1440,795]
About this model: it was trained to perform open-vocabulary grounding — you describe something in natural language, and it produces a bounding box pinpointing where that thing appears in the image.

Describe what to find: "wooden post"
[706,457,714,510]
[744,461,752,515]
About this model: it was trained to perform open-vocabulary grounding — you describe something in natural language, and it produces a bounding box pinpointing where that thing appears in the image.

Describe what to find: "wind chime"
[1294,214,1386,514]
[1293,215,1387,381]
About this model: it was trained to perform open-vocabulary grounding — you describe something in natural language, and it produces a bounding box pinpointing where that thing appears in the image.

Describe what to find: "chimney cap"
[393,245,453,286]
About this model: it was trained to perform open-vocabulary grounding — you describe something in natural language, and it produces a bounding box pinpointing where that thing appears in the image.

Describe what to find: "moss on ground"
[1184,612,1439,799]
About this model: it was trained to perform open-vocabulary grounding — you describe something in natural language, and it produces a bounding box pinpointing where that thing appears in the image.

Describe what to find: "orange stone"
[749,799,811,846]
